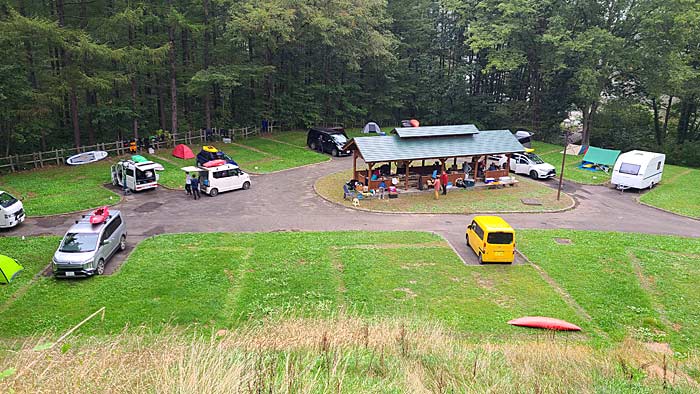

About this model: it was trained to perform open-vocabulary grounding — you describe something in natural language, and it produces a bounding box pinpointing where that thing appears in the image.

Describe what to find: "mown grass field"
[518,229,700,352]
[639,164,700,218]
[316,169,574,213]
[0,161,119,216]
[0,231,581,338]
[531,141,612,185]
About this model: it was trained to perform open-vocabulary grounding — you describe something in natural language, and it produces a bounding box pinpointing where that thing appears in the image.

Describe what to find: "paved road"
[3,156,699,268]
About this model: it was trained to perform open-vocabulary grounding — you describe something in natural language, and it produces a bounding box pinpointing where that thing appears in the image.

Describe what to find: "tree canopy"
[1,0,699,165]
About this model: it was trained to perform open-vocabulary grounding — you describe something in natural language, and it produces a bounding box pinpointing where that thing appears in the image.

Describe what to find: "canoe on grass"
[508,316,581,331]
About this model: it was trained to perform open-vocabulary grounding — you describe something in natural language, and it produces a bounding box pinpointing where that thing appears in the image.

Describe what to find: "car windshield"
[60,233,99,253]
[526,153,544,164]
[331,134,348,145]
[0,192,18,208]
[487,232,513,245]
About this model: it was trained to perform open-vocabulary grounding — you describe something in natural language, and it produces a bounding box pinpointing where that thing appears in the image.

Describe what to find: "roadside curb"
[635,197,699,221]
[313,177,577,216]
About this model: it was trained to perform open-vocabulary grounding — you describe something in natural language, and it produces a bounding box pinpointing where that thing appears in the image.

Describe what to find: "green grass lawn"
[0,161,120,216]
[518,230,700,351]
[639,165,700,218]
[0,231,581,339]
[0,236,60,306]
[532,141,612,185]
[316,170,574,213]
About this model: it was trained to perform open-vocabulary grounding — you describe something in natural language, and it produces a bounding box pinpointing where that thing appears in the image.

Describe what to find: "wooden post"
[405,160,410,190]
[473,156,479,181]
[506,153,512,171]
[352,150,358,180]
[453,157,457,167]
[367,162,374,185]
[421,159,425,167]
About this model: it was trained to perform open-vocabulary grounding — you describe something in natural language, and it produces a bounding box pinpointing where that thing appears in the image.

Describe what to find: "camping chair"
[343,184,354,200]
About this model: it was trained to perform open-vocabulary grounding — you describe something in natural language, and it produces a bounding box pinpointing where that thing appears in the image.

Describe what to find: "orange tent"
[172,144,195,159]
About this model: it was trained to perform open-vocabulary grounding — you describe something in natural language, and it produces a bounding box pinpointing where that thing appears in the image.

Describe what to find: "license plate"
[495,252,504,257]
[65,271,75,277]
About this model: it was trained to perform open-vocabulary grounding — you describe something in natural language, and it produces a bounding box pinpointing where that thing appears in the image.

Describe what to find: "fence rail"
[0,126,283,173]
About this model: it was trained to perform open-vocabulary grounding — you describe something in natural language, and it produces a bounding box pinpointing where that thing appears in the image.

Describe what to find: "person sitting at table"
[488,162,498,171]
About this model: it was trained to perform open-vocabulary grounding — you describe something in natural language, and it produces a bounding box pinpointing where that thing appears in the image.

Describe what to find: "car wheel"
[530,170,539,180]
[96,259,105,275]
[478,253,484,265]
[119,235,127,251]
[243,181,251,190]
[210,188,219,197]
[331,148,339,157]
[310,142,316,150]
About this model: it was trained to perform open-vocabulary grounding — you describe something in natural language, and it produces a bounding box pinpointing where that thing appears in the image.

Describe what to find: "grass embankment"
[2,319,697,393]
[0,161,119,216]
[519,230,700,352]
[532,141,612,185]
[639,165,700,218]
[0,231,580,337]
[316,170,574,213]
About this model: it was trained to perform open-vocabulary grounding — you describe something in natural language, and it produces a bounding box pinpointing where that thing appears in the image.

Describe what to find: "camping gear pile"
[580,146,621,172]
[196,146,237,167]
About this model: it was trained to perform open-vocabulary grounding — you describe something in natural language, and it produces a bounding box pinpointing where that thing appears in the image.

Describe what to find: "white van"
[111,160,163,192]
[0,191,25,228]
[611,150,665,190]
[182,164,251,197]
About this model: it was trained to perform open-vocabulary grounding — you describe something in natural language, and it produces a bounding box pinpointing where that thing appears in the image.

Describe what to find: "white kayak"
[66,151,108,165]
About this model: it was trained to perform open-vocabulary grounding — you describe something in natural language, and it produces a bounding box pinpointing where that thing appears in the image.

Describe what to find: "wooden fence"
[0,126,277,173]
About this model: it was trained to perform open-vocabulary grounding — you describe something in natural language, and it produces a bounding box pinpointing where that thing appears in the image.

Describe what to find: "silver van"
[52,210,127,278]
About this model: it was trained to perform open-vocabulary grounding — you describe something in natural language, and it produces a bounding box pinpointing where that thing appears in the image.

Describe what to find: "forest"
[0,0,699,166]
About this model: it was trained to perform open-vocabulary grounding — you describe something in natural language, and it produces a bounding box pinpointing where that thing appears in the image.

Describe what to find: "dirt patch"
[134,201,163,213]
[521,198,543,206]
[393,287,417,299]
[644,342,672,355]
[400,262,437,269]
[554,238,572,244]
[472,272,495,290]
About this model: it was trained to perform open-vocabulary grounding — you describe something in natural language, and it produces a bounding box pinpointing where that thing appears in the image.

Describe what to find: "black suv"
[307,127,351,156]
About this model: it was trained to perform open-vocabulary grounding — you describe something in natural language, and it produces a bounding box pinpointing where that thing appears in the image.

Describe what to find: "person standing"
[190,175,200,200]
[440,170,449,195]
[434,176,441,200]
[185,172,192,195]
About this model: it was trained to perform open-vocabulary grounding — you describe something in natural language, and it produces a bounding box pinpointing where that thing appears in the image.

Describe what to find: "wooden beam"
[473,156,478,181]
[405,160,410,190]
[353,150,358,180]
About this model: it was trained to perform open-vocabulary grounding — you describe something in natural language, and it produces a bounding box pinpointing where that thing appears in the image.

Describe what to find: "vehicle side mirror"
[102,239,111,246]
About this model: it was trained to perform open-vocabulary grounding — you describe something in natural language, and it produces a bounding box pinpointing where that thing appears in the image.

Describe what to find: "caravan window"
[657,161,662,170]
[619,163,641,175]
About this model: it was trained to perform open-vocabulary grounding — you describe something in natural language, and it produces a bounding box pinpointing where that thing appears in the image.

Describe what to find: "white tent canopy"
[362,122,381,134]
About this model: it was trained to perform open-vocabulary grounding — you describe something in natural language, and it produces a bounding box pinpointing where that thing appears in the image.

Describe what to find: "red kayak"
[202,159,226,168]
[508,316,581,331]
[90,206,109,224]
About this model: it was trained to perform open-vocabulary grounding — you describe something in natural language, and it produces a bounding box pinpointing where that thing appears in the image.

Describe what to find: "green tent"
[582,146,621,167]
[0,255,23,284]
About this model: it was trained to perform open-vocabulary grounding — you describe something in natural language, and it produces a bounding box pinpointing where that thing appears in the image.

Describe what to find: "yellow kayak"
[202,145,218,153]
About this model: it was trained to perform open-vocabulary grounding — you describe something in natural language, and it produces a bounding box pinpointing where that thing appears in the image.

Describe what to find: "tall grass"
[1,316,697,393]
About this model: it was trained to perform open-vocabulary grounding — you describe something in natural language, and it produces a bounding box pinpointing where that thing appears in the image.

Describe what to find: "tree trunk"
[168,10,178,137]
[156,75,166,130]
[652,97,662,146]
[85,91,96,145]
[581,101,598,147]
[70,90,81,149]
[131,77,139,139]
[662,96,673,138]
[203,0,212,129]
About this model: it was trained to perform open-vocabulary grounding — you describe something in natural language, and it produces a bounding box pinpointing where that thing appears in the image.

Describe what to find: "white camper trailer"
[611,150,665,190]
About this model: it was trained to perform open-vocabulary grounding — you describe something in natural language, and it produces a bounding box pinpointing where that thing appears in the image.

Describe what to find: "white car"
[490,152,556,180]
[111,160,164,192]
[0,191,25,228]
[182,164,251,197]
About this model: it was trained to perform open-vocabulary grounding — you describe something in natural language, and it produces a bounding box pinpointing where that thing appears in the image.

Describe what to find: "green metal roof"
[582,146,621,166]
[346,130,525,163]
[393,124,479,138]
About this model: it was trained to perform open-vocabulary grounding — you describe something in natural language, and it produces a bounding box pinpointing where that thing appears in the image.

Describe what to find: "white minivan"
[182,164,251,197]
[0,191,25,229]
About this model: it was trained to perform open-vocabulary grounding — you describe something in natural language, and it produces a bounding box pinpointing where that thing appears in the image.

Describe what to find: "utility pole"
[557,120,571,201]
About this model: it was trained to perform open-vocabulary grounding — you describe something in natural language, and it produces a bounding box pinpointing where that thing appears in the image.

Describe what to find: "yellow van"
[466,216,515,264]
